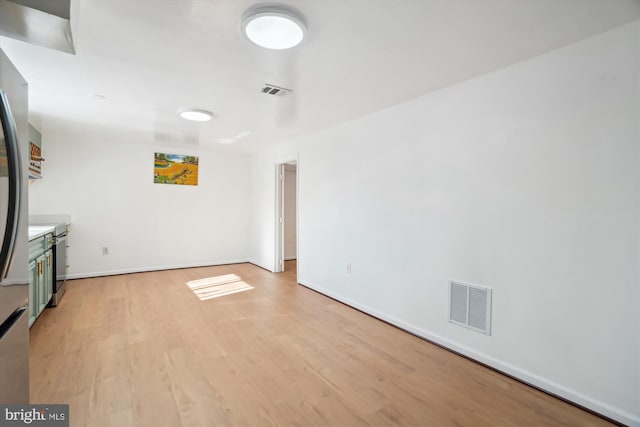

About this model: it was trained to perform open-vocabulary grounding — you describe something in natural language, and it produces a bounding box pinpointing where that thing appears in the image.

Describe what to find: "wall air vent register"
[448,280,492,335]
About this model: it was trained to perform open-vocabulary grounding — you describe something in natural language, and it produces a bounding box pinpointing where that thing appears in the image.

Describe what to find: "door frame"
[274,155,298,274]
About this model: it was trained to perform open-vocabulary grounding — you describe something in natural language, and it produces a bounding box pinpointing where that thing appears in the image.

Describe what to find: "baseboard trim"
[297,279,638,427]
[65,259,250,280]
[247,259,275,273]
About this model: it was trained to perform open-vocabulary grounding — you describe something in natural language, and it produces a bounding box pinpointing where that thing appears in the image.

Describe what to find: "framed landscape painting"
[154,153,199,186]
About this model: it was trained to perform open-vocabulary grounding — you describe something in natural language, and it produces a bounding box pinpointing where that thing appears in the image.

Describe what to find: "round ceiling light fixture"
[178,108,214,122]
[241,5,306,50]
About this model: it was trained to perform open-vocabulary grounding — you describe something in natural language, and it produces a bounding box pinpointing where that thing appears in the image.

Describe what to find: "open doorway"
[275,159,297,275]
[283,163,297,272]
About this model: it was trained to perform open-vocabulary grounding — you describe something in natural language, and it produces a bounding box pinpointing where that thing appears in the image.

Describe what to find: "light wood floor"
[30,261,613,427]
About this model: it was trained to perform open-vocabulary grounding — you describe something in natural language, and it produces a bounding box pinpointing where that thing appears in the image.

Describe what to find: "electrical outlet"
[347,263,351,274]
[102,246,109,255]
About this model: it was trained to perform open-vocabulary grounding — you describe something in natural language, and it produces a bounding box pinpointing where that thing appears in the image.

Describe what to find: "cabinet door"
[36,254,47,315]
[44,249,53,305]
[28,260,38,327]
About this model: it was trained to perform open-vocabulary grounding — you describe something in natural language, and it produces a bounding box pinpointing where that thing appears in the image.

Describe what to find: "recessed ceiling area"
[0,0,638,152]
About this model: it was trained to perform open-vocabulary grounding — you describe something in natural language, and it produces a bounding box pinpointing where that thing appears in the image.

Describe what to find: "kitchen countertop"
[28,225,56,241]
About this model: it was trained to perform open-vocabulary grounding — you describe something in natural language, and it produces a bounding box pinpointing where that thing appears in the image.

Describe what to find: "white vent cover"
[449,281,492,335]
[261,83,292,97]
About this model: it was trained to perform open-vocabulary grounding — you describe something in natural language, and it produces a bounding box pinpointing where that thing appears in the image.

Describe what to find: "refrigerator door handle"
[0,305,26,341]
[0,90,21,281]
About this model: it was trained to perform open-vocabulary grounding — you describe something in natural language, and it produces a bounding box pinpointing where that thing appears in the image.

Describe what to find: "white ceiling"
[1,0,638,153]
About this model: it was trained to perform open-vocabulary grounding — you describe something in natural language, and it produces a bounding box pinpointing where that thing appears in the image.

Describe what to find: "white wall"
[30,121,251,278]
[248,22,640,425]
[284,165,297,260]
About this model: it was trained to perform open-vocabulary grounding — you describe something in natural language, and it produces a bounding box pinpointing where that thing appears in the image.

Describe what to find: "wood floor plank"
[29,261,615,427]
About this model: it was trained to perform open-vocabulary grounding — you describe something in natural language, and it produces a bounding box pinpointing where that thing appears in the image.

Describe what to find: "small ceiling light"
[178,109,213,122]
[241,6,306,50]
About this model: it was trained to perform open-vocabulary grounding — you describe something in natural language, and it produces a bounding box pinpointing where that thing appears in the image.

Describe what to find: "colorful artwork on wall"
[153,153,199,186]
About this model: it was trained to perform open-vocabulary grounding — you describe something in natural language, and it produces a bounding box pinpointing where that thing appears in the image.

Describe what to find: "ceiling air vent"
[449,281,492,335]
[261,84,292,97]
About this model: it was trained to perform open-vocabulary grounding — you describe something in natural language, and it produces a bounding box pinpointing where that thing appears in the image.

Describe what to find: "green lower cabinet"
[28,259,38,327]
[37,253,47,314]
[29,234,54,328]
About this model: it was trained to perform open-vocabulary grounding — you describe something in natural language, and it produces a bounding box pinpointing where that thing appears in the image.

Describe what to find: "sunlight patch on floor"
[186,274,254,301]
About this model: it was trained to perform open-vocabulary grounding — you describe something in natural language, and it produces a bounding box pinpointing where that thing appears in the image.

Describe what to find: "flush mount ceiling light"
[178,108,214,122]
[241,5,306,50]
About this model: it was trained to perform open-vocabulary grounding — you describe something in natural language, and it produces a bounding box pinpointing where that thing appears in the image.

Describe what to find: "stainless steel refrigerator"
[0,47,29,403]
